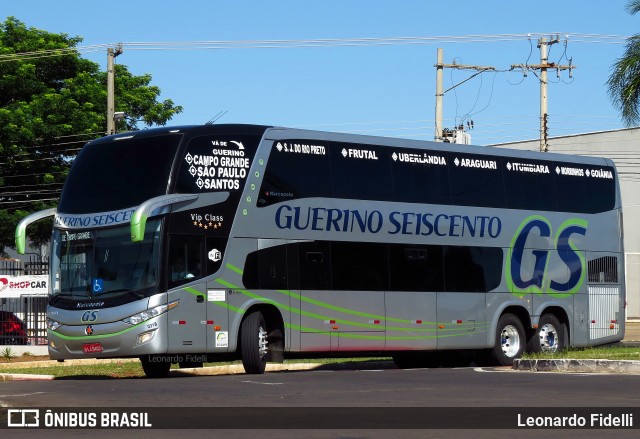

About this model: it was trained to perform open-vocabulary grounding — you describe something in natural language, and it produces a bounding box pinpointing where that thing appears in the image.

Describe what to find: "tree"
[0,17,183,255]
[608,1,640,126]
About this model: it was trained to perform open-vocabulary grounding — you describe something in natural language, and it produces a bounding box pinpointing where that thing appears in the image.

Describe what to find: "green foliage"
[608,2,640,126]
[1,347,17,361]
[0,17,183,255]
[522,346,640,361]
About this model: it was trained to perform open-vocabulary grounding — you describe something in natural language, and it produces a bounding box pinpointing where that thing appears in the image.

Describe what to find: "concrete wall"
[493,128,640,319]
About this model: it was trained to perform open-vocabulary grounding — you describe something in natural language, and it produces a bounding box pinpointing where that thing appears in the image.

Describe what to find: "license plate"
[82,343,103,354]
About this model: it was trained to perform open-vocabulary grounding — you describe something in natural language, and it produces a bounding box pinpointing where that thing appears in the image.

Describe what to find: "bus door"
[166,235,208,353]
[385,245,439,351]
[298,241,386,352]
[295,241,332,351]
[437,246,499,349]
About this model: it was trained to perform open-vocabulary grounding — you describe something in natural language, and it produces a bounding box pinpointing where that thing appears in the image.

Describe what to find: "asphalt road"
[1,366,639,438]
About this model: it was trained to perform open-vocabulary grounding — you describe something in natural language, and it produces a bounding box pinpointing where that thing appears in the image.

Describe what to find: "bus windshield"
[50,219,162,300]
[58,134,182,214]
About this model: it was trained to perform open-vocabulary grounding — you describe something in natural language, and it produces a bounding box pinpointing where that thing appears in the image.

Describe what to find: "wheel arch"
[489,305,532,346]
[239,303,285,362]
[536,305,571,345]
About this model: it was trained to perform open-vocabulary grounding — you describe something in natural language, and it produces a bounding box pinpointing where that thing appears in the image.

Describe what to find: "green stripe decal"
[215,268,490,334]
[225,263,436,326]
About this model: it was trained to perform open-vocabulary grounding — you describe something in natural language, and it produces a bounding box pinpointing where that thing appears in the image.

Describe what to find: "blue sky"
[3,1,639,145]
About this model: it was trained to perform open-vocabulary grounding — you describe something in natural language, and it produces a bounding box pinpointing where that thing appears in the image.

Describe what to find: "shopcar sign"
[0,275,48,297]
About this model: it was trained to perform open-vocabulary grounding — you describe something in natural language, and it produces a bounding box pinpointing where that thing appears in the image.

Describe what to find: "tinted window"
[242,243,298,290]
[59,134,181,213]
[391,148,451,205]
[242,252,259,289]
[443,246,503,292]
[175,134,259,194]
[504,159,557,211]
[258,244,288,289]
[299,241,332,290]
[243,241,503,293]
[389,244,444,291]
[331,242,388,291]
[168,234,204,288]
[330,143,394,201]
[258,140,332,207]
[555,163,616,213]
[449,153,505,208]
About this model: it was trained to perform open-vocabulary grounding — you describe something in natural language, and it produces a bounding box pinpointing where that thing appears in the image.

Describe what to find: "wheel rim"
[500,324,521,358]
[258,325,268,358]
[538,323,558,352]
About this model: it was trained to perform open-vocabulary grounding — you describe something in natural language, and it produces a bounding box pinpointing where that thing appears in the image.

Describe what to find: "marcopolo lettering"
[274,204,502,239]
[507,215,588,297]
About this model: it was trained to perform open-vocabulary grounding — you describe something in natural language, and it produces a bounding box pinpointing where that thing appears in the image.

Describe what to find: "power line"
[0,33,632,63]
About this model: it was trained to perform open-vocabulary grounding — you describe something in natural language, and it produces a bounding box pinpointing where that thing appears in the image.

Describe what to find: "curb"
[513,358,640,374]
[0,373,55,381]
[0,362,324,381]
[169,362,322,377]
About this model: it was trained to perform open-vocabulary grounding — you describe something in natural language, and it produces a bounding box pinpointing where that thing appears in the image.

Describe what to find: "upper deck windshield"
[58,133,182,214]
[50,219,162,302]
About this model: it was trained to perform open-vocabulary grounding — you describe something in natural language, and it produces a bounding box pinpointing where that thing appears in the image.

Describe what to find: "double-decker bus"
[16,124,625,377]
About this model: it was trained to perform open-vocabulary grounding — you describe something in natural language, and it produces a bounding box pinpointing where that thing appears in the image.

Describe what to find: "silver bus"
[16,124,624,377]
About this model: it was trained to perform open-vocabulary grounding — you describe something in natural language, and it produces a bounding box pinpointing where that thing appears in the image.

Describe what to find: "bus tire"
[527,314,565,353]
[491,313,525,366]
[140,355,171,378]
[241,311,268,374]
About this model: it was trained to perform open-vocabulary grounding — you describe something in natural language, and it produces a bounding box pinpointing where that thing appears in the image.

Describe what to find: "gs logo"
[506,215,588,298]
[81,310,98,323]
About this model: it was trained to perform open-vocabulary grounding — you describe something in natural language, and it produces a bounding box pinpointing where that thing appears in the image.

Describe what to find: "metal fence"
[1,257,49,347]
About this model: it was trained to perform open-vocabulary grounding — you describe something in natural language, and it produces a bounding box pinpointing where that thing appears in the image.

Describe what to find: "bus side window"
[258,244,288,290]
[389,244,444,292]
[299,241,332,290]
[242,242,299,290]
[168,235,204,287]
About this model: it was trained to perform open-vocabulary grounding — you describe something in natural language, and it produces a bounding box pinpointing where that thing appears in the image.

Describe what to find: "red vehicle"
[0,311,28,345]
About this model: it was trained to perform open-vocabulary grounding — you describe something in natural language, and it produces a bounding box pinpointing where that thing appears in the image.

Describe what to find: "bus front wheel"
[491,313,525,366]
[240,311,268,374]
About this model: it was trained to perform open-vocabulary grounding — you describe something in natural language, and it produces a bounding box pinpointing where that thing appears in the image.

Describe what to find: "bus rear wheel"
[241,311,268,374]
[491,313,525,366]
[140,355,171,378]
[527,314,566,353]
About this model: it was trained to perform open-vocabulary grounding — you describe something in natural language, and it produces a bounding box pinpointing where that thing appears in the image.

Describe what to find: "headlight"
[123,300,179,325]
[47,318,62,331]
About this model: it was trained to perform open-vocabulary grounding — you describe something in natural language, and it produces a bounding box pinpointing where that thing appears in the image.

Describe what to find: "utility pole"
[106,44,123,135]
[434,48,495,142]
[511,36,574,152]
[435,48,444,141]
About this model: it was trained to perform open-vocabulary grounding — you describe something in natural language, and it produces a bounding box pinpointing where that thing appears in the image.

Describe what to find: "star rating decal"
[194,221,223,229]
